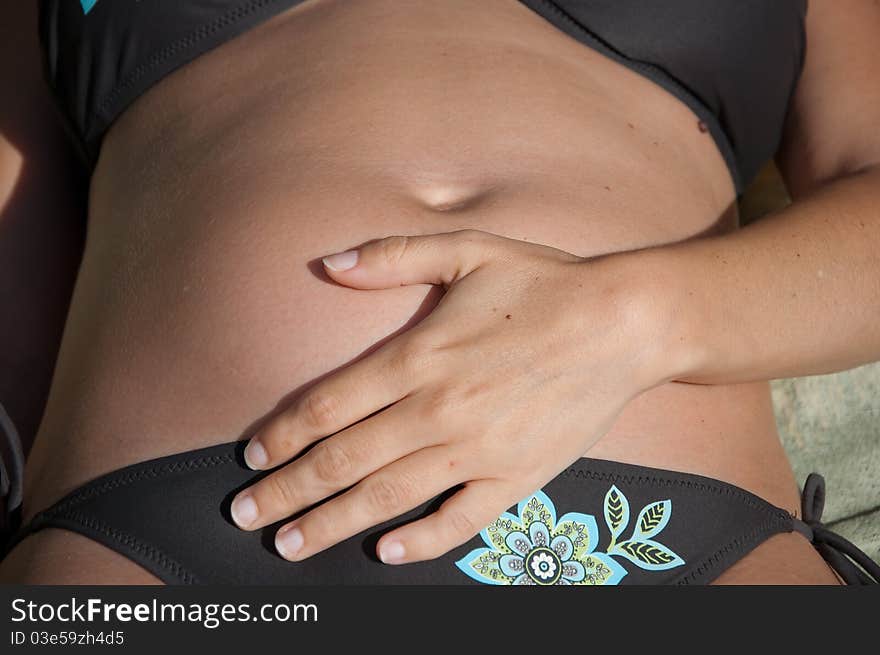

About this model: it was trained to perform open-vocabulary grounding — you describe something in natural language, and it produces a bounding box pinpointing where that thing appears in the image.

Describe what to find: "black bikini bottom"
[5,441,879,585]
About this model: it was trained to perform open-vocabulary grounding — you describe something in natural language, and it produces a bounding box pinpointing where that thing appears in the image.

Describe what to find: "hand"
[230,229,674,564]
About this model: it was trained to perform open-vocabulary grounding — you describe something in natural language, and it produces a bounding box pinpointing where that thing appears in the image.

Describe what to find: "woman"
[1,0,878,585]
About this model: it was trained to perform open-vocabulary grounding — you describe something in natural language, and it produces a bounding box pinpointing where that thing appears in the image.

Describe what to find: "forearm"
[626,164,880,385]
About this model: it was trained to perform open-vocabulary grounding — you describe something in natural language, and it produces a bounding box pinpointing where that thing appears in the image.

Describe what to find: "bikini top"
[38,0,807,193]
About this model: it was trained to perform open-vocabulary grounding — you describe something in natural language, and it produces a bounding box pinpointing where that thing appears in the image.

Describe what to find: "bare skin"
[5,0,873,584]
[0,1,86,456]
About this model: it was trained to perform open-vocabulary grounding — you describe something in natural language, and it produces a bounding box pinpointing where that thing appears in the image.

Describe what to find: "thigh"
[0,1,87,455]
[712,533,840,585]
[0,531,161,585]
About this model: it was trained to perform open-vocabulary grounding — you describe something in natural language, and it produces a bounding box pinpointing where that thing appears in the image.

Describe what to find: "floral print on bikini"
[455,485,684,585]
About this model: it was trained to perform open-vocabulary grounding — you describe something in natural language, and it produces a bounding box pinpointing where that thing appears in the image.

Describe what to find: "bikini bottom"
[4,440,879,585]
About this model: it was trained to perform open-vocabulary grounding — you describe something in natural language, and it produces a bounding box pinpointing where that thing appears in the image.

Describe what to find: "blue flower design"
[455,490,626,585]
[455,485,684,585]
[81,0,99,15]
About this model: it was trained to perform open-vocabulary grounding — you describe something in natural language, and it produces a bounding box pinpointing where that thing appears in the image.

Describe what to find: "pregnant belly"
[24,0,799,520]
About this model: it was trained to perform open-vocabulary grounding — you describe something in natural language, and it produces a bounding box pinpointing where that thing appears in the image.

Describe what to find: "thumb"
[321,229,498,289]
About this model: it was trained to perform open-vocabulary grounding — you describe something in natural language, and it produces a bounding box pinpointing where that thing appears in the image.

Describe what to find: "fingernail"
[379,540,406,565]
[322,250,358,271]
[276,526,304,560]
[244,438,268,469]
[231,494,259,528]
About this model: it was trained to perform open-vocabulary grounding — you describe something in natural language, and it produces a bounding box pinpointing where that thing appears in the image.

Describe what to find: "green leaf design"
[458,547,509,584]
[620,541,674,565]
[632,500,671,540]
[579,556,616,585]
[555,519,593,559]
[484,514,523,553]
[603,485,629,541]
[614,539,684,571]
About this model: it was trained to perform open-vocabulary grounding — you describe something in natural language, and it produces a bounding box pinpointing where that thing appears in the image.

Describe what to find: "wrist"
[591,245,708,389]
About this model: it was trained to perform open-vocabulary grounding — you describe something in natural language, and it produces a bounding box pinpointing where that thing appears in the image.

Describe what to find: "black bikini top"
[38,0,807,193]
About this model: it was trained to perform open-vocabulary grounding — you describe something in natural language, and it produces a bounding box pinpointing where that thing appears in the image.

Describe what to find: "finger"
[375,478,514,564]
[231,398,437,530]
[244,335,425,471]
[272,446,461,561]
[320,229,498,289]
